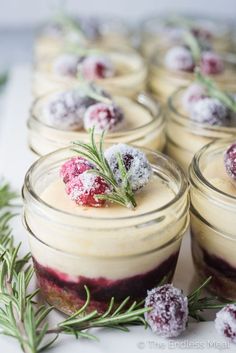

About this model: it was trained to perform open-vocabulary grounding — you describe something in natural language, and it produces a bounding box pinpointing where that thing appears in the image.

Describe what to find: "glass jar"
[22,147,189,314]
[28,92,165,156]
[166,87,236,171]
[140,15,232,59]
[189,138,236,300]
[149,52,236,102]
[32,49,147,98]
[34,17,133,63]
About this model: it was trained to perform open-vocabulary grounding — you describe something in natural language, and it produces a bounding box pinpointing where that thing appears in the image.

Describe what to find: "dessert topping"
[144,284,189,338]
[84,102,124,133]
[43,90,86,130]
[105,144,152,191]
[200,51,224,75]
[164,46,194,72]
[53,53,82,77]
[79,55,115,80]
[182,83,207,112]
[215,304,236,343]
[60,156,94,184]
[65,173,110,207]
[190,97,228,126]
[224,142,236,180]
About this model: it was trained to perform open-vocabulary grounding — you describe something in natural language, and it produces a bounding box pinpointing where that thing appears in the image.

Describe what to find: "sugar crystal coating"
[105,144,152,191]
[79,55,114,80]
[200,51,224,75]
[182,83,207,112]
[84,102,124,133]
[224,142,236,180]
[53,54,83,77]
[215,304,236,343]
[165,46,194,72]
[145,284,189,338]
[190,98,228,126]
[60,157,94,184]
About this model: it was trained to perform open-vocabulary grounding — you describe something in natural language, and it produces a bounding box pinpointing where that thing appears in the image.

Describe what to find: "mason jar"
[28,92,165,156]
[140,15,232,59]
[22,146,189,314]
[189,138,236,300]
[32,50,147,98]
[166,87,236,171]
[149,52,236,102]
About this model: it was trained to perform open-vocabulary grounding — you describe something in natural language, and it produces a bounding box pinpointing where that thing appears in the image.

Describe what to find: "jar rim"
[189,138,236,202]
[23,145,188,222]
[167,86,236,134]
[29,91,164,135]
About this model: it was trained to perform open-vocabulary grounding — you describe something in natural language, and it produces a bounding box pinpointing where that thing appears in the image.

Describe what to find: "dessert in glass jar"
[33,48,147,98]
[35,14,132,63]
[166,72,236,171]
[22,133,189,314]
[189,138,236,300]
[149,32,236,102]
[140,14,232,58]
[28,85,165,156]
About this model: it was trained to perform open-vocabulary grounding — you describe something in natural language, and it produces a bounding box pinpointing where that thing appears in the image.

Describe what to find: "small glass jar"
[22,147,189,314]
[28,92,165,156]
[149,52,236,102]
[166,87,236,171]
[32,49,147,98]
[189,138,236,300]
[34,17,133,63]
[140,15,232,58]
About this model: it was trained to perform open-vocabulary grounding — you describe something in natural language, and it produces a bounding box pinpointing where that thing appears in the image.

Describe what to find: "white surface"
[0,0,235,26]
[0,65,235,352]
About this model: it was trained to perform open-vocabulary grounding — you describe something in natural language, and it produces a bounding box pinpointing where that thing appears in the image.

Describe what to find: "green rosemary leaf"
[183,30,201,62]
[111,296,131,317]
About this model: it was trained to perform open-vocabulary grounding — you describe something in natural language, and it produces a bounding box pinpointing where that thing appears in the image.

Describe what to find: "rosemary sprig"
[183,30,201,63]
[0,72,8,89]
[54,11,86,40]
[76,80,113,105]
[187,277,233,321]
[0,181,18,208]
[195,70,236,112]
[72,128,137,208]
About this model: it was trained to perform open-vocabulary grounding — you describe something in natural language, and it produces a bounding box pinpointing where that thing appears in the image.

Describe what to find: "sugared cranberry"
[165,46,194,72]
[182,83,207,112]
[60,157,94,184]
[84,102,124,133]
[224,142,236,180]
[43,90,94,130]
[53,54,83,77]
[79,55,114,80]
[66,173,110,207]
[200,51,224,75]
[105,144,152,191]
[190,98,228,126]
[145,284,189,338]
[215,304,236,343]
[191,27,212,42]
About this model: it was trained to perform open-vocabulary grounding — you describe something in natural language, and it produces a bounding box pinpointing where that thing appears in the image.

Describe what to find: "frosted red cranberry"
[200,51,224,75]
[60,157,94,184]
[66,173,110,207]
[182,83,207,112]
[105,144,152,191]
[165,46,194,72]
[190,98,228,126]
[79,55,114,80]
[145,284,189,338]
[53,54,83,77]
[215,304,236,343]
[84,103,124,133]
[224,142,236,180]
[191,27,212,42]
[43,90,93,130]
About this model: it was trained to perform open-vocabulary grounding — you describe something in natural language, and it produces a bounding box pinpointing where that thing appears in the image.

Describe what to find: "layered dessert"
[166,73,236,171]
[189,139,236,300]
[140,14,232,58]
[149,31,236,102]
[28,85,165,156]
[22,134,189,314]
[35,14,132,62]
[33,49,147,98]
